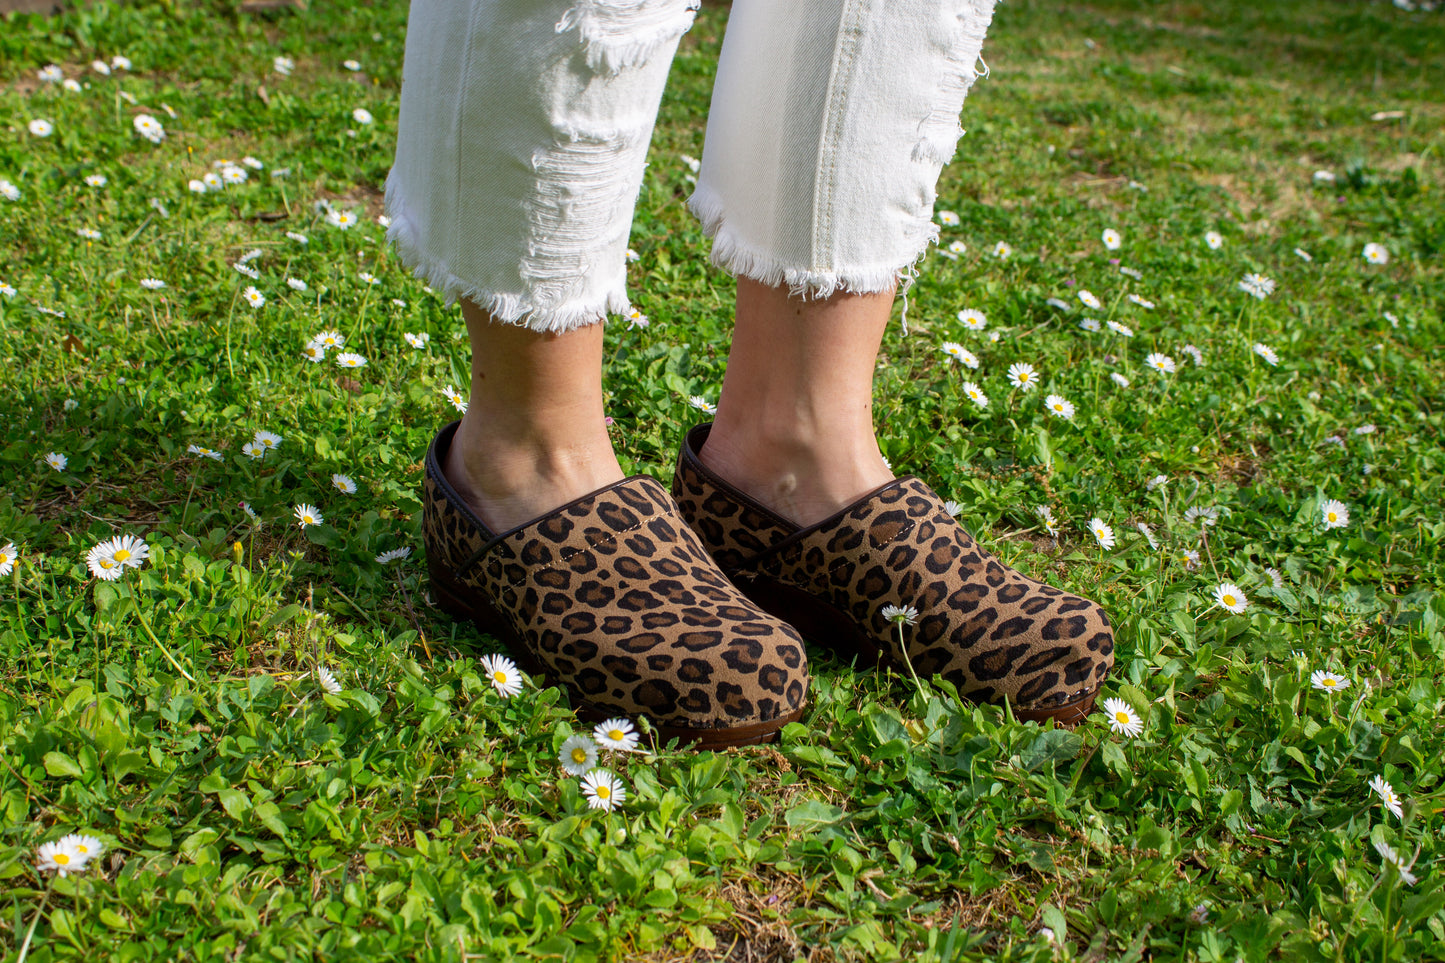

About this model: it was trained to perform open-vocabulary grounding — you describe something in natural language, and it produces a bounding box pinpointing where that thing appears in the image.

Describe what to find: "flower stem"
[16,875,54,963]
[130,592,196,682]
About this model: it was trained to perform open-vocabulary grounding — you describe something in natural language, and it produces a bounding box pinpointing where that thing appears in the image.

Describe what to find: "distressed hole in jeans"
[520,132,650,309]
[912,0,999,166]
[555,0,700,74]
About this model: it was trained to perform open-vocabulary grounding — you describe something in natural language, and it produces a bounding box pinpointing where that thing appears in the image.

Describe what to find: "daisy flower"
[1204,231,1223,250]
[559,734,599,776]
[1110,372,1130,387]
[1294,247,1313,262]
[0,542,17,577]
[1127,294,1155,309]
[133,114,165,143]
[1079,318,1101,332]
[481,653,523,698]
[1368,775,1404,819]
[957,308,987,330]
[317,666,342,694]
[352,108,374,125]
[938,210,960,226]
[1263,567,1284,589]
[1238,273,1276,299]
[220,165,248,185]
[358,271,379,285]
[1106,320,1133,337]
[1077,290,1102,310]
[1181,344,1204,367]
[45,452,68,471]
[404,332,430,348]
[991,241,1012,258]
[942,500,963,517]
[1354,424,1375,435]
[1136,522,1158,550]
[1184,505,1218,527]
[1374,841,1418,886]
[376,546,412,564]
[242,441,266,459]
[1362,243,1389,265]
[77,228,102,240]
[254,430,282,451]
[1007,362,1039,391]
[335,352,367,369]
[1313,170,1336,184]
[243,286,266,309]
[58,834,104,862]
[1089,518,1115,549]
[940,342,978,368]
[1044,394,1075,419]
[201,172,223,191]
[625,247,640,263]
[594,717,641,752]
[303,343,326,363]
[947,240,967,255]
[312,330,345,350]
[1034,505,1058,536]
[442,386,469,412]
[1310,670,1349,692]
[1178,549,1201,571]
[331,473,357,494]
[140,278,166,290]
[962,381,989,408]
[39,64,64,83]
[326,209,358,229]
[1213,582,1248,614]
[186,444,223,461]
[29,119,54,137]
[1119,266,1143,280]
[274,56,295,76]
[1145,352,1176,374]
[1101,697,1143,737]
[1101,228,1122,250]
[84,174,107,188]
[1045,297,1071,311]
[92,59,111,75]
[581,769,626,812]
[625,307,649,329]
[1252,342,1279,366]
[1321,499,1349,529]
[293,504,323,528]
[881,603,919,626]
[36,839,88,877]
[0,180,19,201]
[286,231,309,244]
[85,543,124,581]
[688,396,717,415]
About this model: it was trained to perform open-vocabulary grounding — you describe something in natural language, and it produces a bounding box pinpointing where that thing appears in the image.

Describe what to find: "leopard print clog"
[672,424,1113,725]
[424,422,810,747]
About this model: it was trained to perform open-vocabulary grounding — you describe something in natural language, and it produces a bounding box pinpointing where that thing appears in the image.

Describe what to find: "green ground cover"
[1,0,1443,959]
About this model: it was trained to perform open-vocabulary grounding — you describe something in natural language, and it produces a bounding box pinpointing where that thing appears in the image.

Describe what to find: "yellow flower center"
[54,852,71,865]
[1323,679,1336,687]
[609,729,624,741]
[0,554,9,564]
[1114,711,1130,725]
[1327,512,1337,522]
[571,748,588,763]
[302,515,313,524]
[595,785,610,799]
[1223,594,1236,606]
[75,844,90,854]
[99,558,114,569]
[113,549,130,562]
[493,671,507,683]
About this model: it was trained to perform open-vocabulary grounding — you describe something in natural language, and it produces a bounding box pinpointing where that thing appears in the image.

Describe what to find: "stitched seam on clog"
[496,513,663,590]
[765,517,918,595]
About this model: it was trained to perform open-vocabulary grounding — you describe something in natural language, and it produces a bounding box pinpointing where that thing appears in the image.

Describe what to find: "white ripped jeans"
[386,0,998,334]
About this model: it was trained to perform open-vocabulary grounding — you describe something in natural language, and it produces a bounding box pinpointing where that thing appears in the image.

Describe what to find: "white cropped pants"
[386,0,998,334]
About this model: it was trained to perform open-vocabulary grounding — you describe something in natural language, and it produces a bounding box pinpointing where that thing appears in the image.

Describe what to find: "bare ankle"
[444,416,623,531]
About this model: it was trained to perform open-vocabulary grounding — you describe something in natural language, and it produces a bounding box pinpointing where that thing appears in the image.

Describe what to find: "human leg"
[673,0,1114,723]
[390,0,810,744]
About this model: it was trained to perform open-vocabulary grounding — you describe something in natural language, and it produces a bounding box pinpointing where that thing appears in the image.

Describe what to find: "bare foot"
[443,413,625,533]
[696,423,894,527]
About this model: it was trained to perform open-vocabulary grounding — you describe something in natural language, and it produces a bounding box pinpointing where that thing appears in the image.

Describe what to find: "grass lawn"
[1,0,1443,959]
